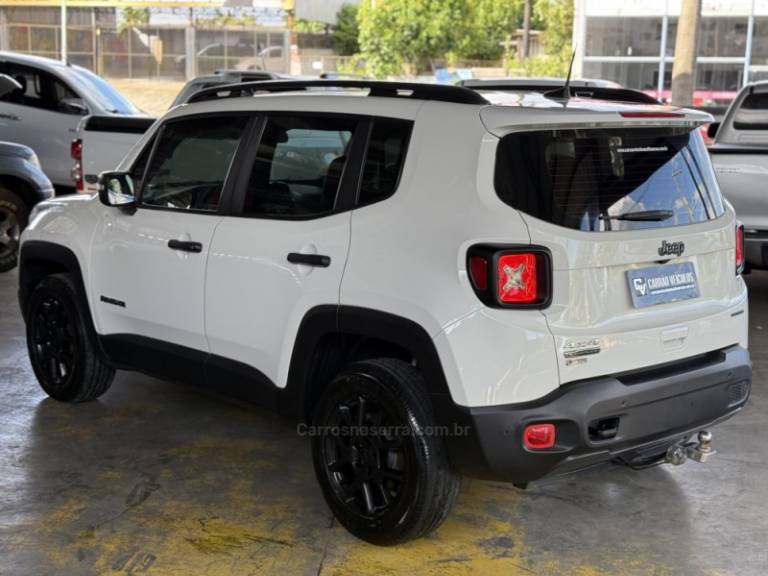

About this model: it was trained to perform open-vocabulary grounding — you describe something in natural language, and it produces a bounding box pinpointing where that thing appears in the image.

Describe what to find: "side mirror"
[707,122,720,140]
[0,74,22,99]
[58,97,88,115]
[98,172,136,209]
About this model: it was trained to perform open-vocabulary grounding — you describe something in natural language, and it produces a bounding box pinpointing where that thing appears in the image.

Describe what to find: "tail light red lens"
[497,253,538,303]
[467,245,551,309]
[70,138,82,161]
[71,138,84,192]
[523,423,556,450]
[619,111,684,118]
[469,255,488,291]
[736,223,745,275]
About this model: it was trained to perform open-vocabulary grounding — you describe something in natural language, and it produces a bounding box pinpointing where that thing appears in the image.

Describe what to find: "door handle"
[287,253,331,267]
[0,113,20,121]
[168,239,203,253]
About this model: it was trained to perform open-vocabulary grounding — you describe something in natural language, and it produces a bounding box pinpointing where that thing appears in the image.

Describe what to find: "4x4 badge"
[658,240,685,257]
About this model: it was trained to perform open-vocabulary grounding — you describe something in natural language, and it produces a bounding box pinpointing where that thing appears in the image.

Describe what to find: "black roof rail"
[466,83,660,105]
[186,79,489,105]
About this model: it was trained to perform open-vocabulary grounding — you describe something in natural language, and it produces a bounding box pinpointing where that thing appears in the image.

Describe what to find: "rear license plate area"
[626,262,699,308]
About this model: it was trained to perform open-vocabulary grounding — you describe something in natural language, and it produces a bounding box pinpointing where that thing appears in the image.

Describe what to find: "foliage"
[523,0,574,76]
[118,7,149,32]
[294,19,327,34]
[357,0,470,77]
[456,0,523,61]
[353,0,573,78]
[332,4,360,56]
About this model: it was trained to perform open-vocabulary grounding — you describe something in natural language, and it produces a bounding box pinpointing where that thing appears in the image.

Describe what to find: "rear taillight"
[736,222,745,275]
[467,245,551,308]
[71,138,83,192]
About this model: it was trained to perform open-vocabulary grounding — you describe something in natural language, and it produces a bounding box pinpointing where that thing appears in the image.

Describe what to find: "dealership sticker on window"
[626,262,700,308]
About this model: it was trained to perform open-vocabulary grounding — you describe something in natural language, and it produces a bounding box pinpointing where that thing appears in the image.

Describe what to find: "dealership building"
[573,0,768,104]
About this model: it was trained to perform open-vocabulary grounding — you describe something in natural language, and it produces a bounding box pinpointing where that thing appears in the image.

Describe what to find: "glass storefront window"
[582,61,661,91]
[585,17,664,57]
[665,17,748,58]
[695,63,743,106]
[696,63,743,92]
[698,17,748,57]
[752,18,768,66]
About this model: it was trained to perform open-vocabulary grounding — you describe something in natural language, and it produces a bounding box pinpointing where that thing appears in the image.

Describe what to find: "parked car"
[0,52,146,192]
[74,70,299,194]
[19,80,751,544]
[176,44,285,75]
[708,81,768,269]
[0,74,54,272]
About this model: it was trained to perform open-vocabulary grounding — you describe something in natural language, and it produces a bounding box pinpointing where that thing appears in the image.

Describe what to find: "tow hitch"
[665,431,716,466]
[616,430,716,470]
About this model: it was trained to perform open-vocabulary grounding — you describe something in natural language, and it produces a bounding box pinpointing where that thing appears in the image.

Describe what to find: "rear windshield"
[734,92,768,130]
[495,127,725,232]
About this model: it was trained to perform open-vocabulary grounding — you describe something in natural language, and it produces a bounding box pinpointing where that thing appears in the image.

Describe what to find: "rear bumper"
[745,230,768,269]
[445,345,751,483]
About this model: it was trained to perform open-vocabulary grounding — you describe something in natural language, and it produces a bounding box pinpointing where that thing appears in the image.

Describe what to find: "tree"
[671,0,702,105]
[357,0,524,76]
[118,7,149,33]
[524,0,574,77]
[456,0,523,61]
[521,0,532,59]
[357,0,471,77]
[333,4,360,56]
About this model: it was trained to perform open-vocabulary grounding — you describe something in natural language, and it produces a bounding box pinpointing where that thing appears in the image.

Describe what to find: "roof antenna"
[545,46,577,101]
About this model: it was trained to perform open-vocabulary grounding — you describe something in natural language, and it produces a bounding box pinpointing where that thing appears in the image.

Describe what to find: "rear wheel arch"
[286,305,455,420]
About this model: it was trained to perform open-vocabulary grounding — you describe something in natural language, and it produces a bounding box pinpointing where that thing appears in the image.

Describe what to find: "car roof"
[173,80,711,128]
[0,51,73,73]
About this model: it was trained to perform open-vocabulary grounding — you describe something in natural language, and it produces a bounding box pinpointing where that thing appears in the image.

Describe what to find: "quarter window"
[733,92,768,130]
[358,118,412,205]
[141,116,247,212]
[243,115,356,216]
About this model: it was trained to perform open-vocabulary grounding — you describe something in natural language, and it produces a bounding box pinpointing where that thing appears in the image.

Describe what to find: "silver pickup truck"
[709,81,768,270]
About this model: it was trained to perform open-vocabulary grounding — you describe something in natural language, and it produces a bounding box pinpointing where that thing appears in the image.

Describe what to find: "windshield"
[494,127,725,232]
[69,67,142,115]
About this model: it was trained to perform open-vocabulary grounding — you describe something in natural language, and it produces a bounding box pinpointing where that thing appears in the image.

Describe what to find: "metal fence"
[2,11,290,79]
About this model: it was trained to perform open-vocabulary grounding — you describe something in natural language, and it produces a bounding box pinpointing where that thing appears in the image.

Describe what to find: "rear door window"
[243,115,357,217]
[494,127,725,232]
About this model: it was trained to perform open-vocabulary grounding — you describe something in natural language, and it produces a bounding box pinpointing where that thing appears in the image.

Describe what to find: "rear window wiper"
[600,209,674,222]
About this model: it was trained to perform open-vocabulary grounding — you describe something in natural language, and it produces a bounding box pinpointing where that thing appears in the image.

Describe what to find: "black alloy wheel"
[311,359,460,545]
[30,294,78,393]
[26,274,115,402]
[319,391,412,520]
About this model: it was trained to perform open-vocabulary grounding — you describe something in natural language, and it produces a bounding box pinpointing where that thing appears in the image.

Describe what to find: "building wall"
[575,0,768,105]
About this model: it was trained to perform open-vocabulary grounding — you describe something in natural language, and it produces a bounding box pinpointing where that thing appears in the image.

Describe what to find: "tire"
[26,273,115,402]
[0,187,29,273]
[311,358,461,545]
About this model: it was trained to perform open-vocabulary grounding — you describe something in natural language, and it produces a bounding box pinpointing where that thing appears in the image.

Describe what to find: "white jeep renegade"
[18,80,752,545]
